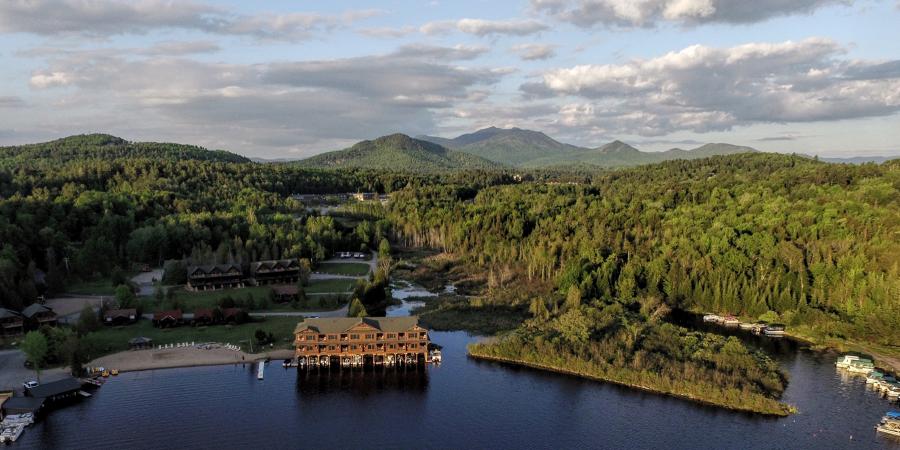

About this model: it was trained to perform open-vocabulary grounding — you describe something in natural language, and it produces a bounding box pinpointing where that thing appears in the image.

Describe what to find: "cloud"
[357,26,418,38]
[391,44,489,61]
[511,43,557,60]
[421,18,548,36]
[0,96,25,108]
[0,0,378,41]
[531,0,851,27]
[525,38,900,136]
[138,41,221,56]
[20,47,506,156]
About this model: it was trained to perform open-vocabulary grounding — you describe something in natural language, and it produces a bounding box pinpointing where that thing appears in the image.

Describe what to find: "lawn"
[315,262,370,276]
[65,279,119,296]
[141,286,275,312]
[81,316,302,358]
[306,278,357,293]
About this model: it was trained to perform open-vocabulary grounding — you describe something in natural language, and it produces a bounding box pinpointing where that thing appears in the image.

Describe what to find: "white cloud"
[532,0,852,27]
[0,0,379,41]
[29,71,73,88]
[421,18,548,36]
[511,43,557,60]
[526,38,900,136]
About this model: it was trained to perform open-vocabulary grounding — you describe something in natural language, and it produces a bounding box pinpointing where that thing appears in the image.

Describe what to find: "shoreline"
[467,351,793,417]
[87,347,295,374]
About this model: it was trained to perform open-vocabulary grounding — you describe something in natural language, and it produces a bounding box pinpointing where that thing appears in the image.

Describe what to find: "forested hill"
[0,134,251,165]
[419,126,758,168]
[297,133,504,172]
[388,153,900,345]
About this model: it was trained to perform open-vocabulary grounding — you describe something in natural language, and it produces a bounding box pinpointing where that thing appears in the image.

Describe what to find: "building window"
[350,334,359,340]
[387,333,396,339]
[365,334,374,339]
[367,344,374,350]
[328,334,337,340]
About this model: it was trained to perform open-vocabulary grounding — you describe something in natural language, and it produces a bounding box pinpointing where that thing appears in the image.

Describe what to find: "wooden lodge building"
[250,260,300,286]
[103,308,137,326]
[186,264,244,291]
[294,317,431,367]
[22,304,57,329]
[0,308,24,335]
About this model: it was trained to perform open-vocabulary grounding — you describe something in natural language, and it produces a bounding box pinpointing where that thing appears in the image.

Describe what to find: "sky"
[0,0,899,159]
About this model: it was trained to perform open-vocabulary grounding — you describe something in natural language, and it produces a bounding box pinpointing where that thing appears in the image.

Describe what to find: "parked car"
[23,380,39,390]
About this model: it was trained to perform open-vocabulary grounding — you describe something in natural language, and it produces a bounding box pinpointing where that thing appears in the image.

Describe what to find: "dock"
[257,361,265,380]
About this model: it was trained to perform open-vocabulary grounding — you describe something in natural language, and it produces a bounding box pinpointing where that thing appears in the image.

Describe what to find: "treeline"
[389,153,900,345]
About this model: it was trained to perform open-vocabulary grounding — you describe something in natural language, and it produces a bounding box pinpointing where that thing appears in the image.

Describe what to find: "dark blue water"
[14,297,900,449]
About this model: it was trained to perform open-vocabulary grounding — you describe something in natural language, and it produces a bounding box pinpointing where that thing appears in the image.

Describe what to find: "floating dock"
[257,361,265,380]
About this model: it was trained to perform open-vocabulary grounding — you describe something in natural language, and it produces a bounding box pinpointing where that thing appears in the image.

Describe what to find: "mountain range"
[418,127,756,168]
[295,133,502,172]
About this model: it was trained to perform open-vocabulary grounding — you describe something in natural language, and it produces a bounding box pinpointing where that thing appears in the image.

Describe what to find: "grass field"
[65,279,120,296]
[142,286,275,312]
[81,316,301,357]
[306,278,357,293]
[315,262,370,276]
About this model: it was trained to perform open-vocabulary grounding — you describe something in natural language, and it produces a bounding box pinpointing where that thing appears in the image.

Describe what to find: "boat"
[257,362,265,380]
[0,424,25,444]
[429,349,442,363]
[887,384,900,400]
[847,359,875,374]
[702,314,722,323]
[876,411,900,438]
[722,316,740,326]
[101,370,110,377]
[868,371,885,384]
[836,355,860,368]
[763,324,786,336]
[110,369,119,376]
[738,322,755,330]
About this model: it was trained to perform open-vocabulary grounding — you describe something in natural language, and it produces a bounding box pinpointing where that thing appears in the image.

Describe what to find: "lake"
[14,284,900,449]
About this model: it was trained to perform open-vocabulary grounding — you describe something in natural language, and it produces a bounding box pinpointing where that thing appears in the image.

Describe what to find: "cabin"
[250,260,300,286]
[25,378,83,403]
[351,192,376,201]
[103,308,137,326]
[0,308,24,335]
[221,308,248,324]
[192,308,216,326]
[152,310,183,328]
[22,304,57,329]
[294,317,431,367]
[272,285,300,303]
[186,264,244,291]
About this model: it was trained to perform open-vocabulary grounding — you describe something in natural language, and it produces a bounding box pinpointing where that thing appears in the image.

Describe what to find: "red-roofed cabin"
[221,308,248,324]
[104,308,137,326]
[153,310,183,328]
[193,308,216,326]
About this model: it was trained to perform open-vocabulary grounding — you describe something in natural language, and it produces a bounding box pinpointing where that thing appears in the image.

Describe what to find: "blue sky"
[0,0,898,158]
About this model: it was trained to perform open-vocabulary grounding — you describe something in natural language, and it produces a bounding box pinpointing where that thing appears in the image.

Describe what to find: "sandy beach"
[88,346,295,373]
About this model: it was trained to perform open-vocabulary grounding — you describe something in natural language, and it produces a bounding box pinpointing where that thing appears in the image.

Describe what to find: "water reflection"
[295,366,429,396]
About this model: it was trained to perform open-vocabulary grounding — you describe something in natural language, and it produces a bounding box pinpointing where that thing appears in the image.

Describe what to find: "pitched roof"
[153,310,183,320]
[27,378,82,398]
[22,303,53,318]
[104,309,137,320]
[187,264,242,276]
[0,308,23,320]
[221,308,245,319]
[250,259,299,272]
[294,316,422,334]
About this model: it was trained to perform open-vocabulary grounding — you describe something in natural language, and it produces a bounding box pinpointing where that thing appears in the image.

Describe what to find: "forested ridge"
[0,135,514,310]
[389,153,900,345]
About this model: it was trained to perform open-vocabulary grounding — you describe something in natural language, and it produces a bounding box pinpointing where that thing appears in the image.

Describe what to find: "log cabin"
[186,264,244,291]
[250,260,300,286]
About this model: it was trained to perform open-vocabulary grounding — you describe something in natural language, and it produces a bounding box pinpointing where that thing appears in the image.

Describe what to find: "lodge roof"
[294,316,422,335]
[187,264,242,277]
[104,308,137,320]
[21,304,54,319]
[153,310,183,321]
[27,378,82,398]
[0,308,23,320]
[250,259,299,272]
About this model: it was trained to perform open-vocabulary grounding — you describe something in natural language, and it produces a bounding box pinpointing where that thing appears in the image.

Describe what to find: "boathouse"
[25,378,83,403]
[293,317,431,367]
[250,260,300,286]
[2,396,43,417]
[186,264,244,291]
[22,304,57,329]
[0,308,24,335]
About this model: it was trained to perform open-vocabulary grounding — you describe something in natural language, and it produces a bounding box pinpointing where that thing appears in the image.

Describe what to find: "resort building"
[0,308,24,335]
[250,259,300,286]
[186,264,244,291]
[294,317,431,367]
[22,304,57,329]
